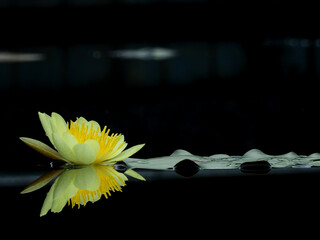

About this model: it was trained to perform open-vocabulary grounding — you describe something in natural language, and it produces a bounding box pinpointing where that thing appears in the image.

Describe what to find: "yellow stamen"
[66,118,125,161]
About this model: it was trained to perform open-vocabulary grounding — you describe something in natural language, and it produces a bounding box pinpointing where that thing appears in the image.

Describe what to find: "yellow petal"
[38,112,54,145]
[124,169,146,181]
[51,172,78,214]
[53,170,76,200]
[52,133,76,163]
[77,118,101,134]
[40,179,56,217]
[73,165,100,191]
[19,137,66,161]
[73,142,97,165]
[50,112,67,136]
[88,120,101,133]
[21,169,63,194]
[107,144,145,163]
[62,132,78,149]
[77,117,88,127]
[40,173,78,216]
[84,139,100,155]
[51,187,77,214]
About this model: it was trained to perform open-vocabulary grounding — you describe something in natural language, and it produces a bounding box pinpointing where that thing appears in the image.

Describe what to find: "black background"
[1,0,320,236]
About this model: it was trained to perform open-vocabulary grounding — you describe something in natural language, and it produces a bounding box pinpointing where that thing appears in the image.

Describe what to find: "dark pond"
[1,0,320,237]
[2,159,320,237]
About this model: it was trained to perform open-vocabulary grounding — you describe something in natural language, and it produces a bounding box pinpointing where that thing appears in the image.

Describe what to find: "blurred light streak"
[0,52,45,63]
[0,171,45,187]
[110,47,177,60]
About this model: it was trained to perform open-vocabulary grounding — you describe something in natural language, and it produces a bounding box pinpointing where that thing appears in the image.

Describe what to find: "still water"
[2,152,320,237]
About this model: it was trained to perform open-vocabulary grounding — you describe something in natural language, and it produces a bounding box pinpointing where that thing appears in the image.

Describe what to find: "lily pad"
[124,149,320,170]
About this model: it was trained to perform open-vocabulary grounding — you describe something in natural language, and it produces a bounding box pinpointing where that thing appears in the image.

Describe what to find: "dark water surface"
[2,164,320,238]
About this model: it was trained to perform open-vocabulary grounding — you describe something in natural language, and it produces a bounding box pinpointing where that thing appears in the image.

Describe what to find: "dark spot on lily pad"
[174,159,200,177]
[240,161,271,174]
[114,161,128,173]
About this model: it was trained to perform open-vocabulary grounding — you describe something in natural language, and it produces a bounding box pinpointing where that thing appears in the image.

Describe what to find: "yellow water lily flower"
[20,112,145,165]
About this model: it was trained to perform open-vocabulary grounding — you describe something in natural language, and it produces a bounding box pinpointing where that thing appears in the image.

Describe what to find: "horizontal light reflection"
[110,47,177,60]
[0,52,45,63]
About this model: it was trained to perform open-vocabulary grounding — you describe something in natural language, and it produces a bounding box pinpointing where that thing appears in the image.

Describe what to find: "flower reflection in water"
[22,164,144,217]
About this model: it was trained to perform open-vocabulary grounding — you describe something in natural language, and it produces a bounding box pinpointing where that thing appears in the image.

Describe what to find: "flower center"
[67,119,125,159]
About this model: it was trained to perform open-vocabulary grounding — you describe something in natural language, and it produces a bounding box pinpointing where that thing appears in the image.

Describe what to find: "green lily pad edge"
[124,149,320,170]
